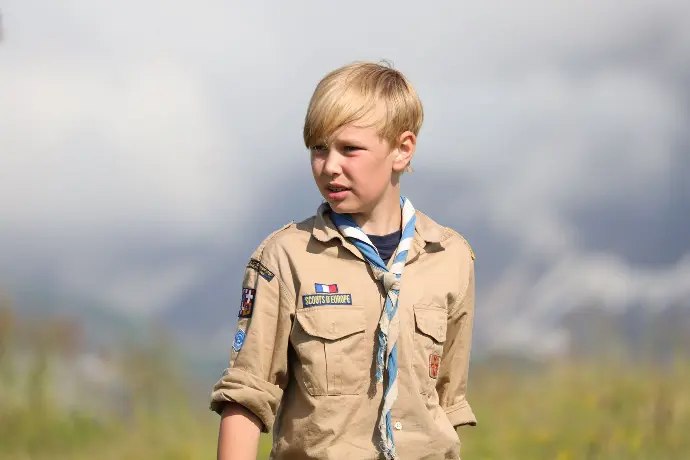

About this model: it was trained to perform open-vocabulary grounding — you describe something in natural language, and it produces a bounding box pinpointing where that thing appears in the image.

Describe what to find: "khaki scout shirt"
[210,203,477,460]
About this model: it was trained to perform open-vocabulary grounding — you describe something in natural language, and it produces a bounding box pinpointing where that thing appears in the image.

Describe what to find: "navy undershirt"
[367,230,402,265]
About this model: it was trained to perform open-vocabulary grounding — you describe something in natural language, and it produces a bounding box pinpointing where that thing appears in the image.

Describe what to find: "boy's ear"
[392,131,416,173]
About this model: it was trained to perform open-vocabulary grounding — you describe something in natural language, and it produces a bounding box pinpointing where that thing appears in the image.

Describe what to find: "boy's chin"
[325,199,360,215]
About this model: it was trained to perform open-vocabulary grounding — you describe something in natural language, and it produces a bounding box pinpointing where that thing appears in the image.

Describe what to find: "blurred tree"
[0,294,14,358]
[0,294,16,393]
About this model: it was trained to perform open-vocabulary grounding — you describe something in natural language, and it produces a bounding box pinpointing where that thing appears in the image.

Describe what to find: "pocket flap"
[414,305,447,343]
[296,306,366,341]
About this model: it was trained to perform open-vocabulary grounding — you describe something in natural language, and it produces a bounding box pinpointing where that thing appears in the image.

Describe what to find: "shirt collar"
[413,210,446,244]
[311,201,446,248]
[311,202,364,261]
[312,202,343,243]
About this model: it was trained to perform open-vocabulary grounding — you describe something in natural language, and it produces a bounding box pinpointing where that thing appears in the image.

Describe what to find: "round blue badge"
[232,329,246,352]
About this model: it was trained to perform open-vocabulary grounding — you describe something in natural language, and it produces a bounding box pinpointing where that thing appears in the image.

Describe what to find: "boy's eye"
[310,145,327,153]
[343,145,361,152]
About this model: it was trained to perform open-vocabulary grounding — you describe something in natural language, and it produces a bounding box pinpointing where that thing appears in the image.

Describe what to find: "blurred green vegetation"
[1,297,689,459]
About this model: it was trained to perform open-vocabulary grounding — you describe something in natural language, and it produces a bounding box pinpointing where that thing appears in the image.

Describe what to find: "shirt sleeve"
[436,253,477,428]
[209,245,295,433]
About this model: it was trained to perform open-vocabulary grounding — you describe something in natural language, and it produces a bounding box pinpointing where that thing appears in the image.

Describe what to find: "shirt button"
[394,422,402,430]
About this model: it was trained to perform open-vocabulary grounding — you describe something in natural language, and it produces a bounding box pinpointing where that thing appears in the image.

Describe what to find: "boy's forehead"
[329,123,385,145]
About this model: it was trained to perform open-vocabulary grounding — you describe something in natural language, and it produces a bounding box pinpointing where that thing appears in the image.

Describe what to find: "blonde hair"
[303,61,424,163]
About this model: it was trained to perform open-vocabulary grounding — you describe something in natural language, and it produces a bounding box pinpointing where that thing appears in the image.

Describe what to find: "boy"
[210,61,477,460]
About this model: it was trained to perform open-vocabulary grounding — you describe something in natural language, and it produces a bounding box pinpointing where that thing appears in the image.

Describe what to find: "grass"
[1,303,689,459]
[459,358,690,459]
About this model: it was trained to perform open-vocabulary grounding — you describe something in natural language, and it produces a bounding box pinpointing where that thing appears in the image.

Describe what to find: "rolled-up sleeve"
[209,246,294,433]
[436,253,477,427]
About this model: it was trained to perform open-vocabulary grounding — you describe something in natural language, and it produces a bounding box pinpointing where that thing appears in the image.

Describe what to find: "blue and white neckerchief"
[330,196,417,460]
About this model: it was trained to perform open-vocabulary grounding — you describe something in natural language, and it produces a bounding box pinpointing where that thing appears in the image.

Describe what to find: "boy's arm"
[436,252,477,428]
[210,239,295,457]
[217,403,262,460]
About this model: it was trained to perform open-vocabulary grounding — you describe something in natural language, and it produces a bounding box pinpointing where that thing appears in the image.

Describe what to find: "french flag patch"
[314,283,338,294]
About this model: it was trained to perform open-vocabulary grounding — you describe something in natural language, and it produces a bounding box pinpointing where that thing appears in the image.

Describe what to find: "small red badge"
[429,353,441,379]
[239,288,255,318]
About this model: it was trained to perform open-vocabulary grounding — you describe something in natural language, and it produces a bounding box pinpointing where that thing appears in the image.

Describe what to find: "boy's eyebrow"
[332,135,369,145]
[333,140,367,150]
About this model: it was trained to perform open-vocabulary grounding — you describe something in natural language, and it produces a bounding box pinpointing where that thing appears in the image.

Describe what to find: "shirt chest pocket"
[413,304,448,395]
[293,306,368,396]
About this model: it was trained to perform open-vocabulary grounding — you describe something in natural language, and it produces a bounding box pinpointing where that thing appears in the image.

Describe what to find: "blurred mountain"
[563,301,690,363]
[7,284,143,349]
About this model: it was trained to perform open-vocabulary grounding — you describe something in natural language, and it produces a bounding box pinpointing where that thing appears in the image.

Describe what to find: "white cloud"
[0,57,231,236]
[0,1,295,242]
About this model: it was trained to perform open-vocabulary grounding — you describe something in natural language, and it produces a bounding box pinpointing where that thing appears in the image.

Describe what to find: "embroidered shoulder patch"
[238,288,255,318]
[247,258,275,281]
[232,329,246,352]
[429,353,441,379]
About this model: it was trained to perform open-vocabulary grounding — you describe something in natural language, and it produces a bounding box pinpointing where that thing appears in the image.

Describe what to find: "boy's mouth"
[326,184,351,200]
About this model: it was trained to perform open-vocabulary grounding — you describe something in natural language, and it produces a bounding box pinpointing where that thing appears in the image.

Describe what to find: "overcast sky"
[1,1,689,355]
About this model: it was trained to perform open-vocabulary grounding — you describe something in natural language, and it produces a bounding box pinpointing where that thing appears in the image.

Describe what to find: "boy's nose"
[323,151,343,175]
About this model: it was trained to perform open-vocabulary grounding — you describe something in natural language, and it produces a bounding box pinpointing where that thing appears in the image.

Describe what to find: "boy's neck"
[352,192,402,236]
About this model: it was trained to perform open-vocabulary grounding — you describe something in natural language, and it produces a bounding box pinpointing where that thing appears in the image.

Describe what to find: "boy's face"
[310,122,413,217]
